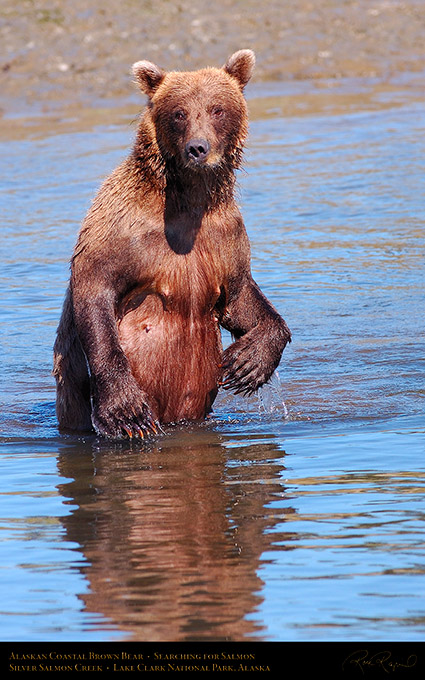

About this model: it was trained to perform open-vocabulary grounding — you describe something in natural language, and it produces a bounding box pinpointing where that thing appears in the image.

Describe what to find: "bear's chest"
[120,232,226,323]
[155,242,224,316]
[149,211,229,312]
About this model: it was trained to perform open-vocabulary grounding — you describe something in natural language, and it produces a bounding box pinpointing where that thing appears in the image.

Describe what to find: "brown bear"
[53,49,291,439]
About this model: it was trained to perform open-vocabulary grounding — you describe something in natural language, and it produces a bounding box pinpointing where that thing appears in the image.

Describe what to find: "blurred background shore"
[1,0,425,118]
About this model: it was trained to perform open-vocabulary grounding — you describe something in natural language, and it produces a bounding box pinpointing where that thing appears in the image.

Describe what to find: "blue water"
[0,80,424,642]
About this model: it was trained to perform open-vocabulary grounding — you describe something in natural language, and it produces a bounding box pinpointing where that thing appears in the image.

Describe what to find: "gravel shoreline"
[1,0,425,117]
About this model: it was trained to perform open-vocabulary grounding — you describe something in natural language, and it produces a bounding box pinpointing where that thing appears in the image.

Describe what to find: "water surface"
[1,79,424,642]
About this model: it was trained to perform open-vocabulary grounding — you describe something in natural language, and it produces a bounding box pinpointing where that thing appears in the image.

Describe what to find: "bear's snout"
[185,138,210,165]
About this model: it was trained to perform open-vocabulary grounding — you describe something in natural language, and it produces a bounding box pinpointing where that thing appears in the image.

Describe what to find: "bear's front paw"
[92,380,161,440]
[220,336,271,397]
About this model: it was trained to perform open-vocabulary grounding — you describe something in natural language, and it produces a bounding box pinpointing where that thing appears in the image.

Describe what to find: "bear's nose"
[185,138,210,163]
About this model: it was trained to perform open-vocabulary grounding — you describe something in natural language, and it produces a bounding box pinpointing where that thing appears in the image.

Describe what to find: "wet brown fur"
[53,50,291,438]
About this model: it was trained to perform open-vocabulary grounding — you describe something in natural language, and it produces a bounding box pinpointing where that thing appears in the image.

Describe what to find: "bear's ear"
[132,60,166,97]
[223,49,256,89]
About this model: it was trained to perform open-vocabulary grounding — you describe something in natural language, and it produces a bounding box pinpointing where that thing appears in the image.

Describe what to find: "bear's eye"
[211,106,224,119]
[173,110,186,122]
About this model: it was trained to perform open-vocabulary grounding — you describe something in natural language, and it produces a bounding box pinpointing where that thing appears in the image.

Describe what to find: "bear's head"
[132,50,255,174]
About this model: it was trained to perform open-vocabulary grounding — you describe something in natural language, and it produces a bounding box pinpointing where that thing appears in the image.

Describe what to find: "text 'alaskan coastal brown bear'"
[53,49,291,439]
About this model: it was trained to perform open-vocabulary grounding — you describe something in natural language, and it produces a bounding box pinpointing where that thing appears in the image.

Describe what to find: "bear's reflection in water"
[57,427,293,641]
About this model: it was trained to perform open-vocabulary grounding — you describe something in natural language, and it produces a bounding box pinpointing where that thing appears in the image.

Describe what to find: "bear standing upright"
[53,50,291,439]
